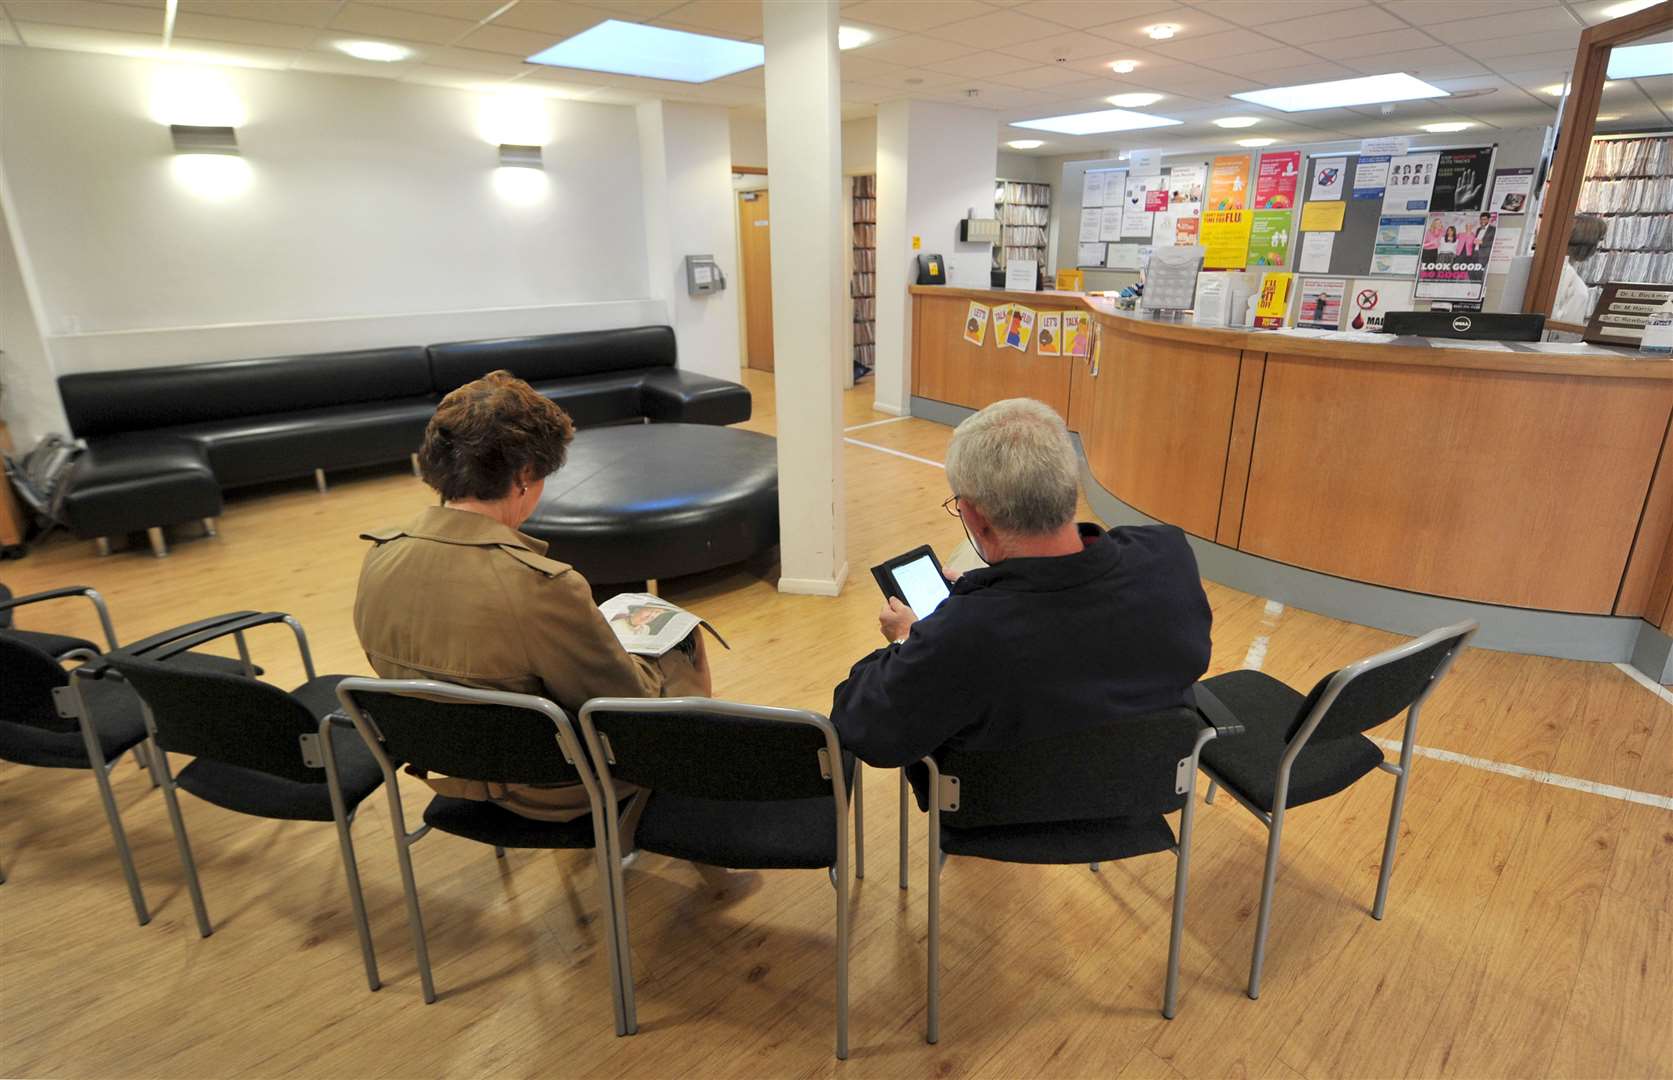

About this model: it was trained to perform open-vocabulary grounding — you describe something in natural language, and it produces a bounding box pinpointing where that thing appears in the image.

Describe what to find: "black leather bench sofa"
[55,325,751,556]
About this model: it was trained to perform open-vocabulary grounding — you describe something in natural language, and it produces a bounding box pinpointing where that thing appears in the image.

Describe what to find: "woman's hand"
[879,597,917,643]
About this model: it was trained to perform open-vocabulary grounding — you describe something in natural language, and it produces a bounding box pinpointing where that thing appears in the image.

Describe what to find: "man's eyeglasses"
[942,495,961,518]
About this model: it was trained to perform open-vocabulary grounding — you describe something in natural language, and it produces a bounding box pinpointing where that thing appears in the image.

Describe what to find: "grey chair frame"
[110,614,380,992]
[911,723,1223,1043]
[1198,620,1477,1000]
[334,677,628,1032]
[578,696,860,1060]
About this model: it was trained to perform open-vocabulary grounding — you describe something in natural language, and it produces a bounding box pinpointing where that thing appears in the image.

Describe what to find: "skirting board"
[778,562,850,597]
[909,395,1661,674]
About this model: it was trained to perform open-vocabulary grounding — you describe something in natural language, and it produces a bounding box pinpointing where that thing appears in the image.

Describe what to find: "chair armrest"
[99,611,313,681]
[119,610,261,660]
[1191,684,1245,739]
[0,585,118,651]
[639,370,753,426]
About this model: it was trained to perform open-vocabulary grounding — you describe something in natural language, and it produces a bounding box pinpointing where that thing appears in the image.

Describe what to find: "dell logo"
[1452,316,1472,333]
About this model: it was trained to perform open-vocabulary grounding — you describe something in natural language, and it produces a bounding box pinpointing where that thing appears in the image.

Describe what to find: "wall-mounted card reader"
[685,254,726,296]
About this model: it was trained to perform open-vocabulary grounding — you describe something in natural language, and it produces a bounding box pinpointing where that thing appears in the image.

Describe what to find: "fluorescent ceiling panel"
[1607,43,1673,80]
[526,19,763,83]
[1011,108,1182,135]
[1231,71,1447,112]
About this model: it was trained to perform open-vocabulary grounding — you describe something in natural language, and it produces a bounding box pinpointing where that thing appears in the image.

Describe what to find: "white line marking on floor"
[1371,738,1673,810]
[844,416,913,433]
[1612,662,1673,709]
[1242,598,1285,671]
[843,437,945,469]
[1263,599,1285,621]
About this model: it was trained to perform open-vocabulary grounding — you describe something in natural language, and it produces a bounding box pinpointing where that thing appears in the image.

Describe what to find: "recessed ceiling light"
[1007,139,1045,149]
[1238,137,1276,147]
[1601,0,1660,16]
[1109,59,1139,74]
[526,19,763,83]
[1231,71,1447,112]
[1213,116,1260,128]
[1011,108,1182,135]
[1108,92,1163,107]
[1596,113,1622,121]
[838,25,872,50]
[1607,42,1673,79]
[1145,23,1179,40]
[1421,121,1472,132]
[336,40,412,62]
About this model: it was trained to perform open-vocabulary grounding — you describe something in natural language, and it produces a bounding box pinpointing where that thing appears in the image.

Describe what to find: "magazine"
[599,593,728,658]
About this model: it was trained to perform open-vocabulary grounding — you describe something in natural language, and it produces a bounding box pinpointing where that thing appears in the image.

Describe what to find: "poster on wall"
[1156,164,1206,246]
[963,301,989,346]
[1299,232,1335,273]
[1415,211,1498,301]
[1098,205,1124,241]
[1254,272,1295,328]
[1310,157,1347,201]
[1353,155,1390,199]
[1003,306,1037,350]
[1062,312,1093,357]
[1254,151,1302,208]
[1173,217,1201,246]
[1078,209,1102,243]
[1036,312,1062,356]
[1082,170,1107,208]
[1345,280,1415,332]
[1076,242,1106,267]
[1487,226,1522,274]
[1102,171,1128,208]
[1382,152,1439,213]
[1431,148,1494,212]
[1208,154,1251,210]
[1488,167,1534,214]
[1296,277,1347,330]
[1122,177,1155,235]
[1202,210,1252,269]
[1370,214,1426,275]
[991,304,1011,343]
[1247,209,1293,267]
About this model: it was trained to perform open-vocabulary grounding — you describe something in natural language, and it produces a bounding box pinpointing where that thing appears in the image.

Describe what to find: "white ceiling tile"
[838,54,910,81]
[0,19,16,43]
[488,1,621,34]
[4,0,160,33]
[1200,45,1317,75]
[1247,60,1360,85]
[654,1,762,39]
[1324,27,1445,59]
[1146,28,1285,61]
[918,50,1039,77]
[10,19,158,52]
[934,80,1059,108]
[999,29,1145,63]
[394,62,514,89]
[1375,0,1563,25]
[861,66,970,90]
[1188,0,1365,25]
[328,1,476,45]
[932,7,1070,49]
[1468,28,1583,58]
[369,0,506,19]
[1085,8,1234,45]
[709,66,764,88]
[180,1,338,27]
[839,0,998,34]
[1341,45,1487,81]
[847,32,979,65]
[453,21,569,55]
[1020,0,1176,29]
[566,0,690,17]
[992,64,1110,88]
[164,36,297,67]
[840,79,906,103]
[171,11,319,48]
[1263,4,1405,44]
[1423,5,1579,39]
[418,43,534,71]
[1104,61,1257,97]
[1481,48,1581,73]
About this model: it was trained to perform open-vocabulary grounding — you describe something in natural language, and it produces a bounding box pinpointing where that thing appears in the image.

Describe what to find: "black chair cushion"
[59,437,223,539]
[427,326,677,394]
[634,791,842,870]
[1198,670,1385,812]
[939,814,1177,864]
[0,676,149,769]
[531,371,653,428]
[175,397,436,488]
[174,715,382,822]
[421,794,630,849]
[5,628,100,658]
[640,369,752,426]
[520,423,778,584]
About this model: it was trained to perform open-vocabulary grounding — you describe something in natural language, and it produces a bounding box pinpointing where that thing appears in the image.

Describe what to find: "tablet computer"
[870,545,951,618]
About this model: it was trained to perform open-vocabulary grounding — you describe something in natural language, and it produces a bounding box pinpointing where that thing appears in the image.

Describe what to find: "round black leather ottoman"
[520,423,778,585]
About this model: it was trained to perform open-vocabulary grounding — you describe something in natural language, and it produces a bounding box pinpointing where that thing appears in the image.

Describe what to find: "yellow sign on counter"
[1054,269,1085,291]
[1299,200,1346,232]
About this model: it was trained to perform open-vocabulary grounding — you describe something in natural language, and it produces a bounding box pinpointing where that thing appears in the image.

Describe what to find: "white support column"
[763,0,847,596]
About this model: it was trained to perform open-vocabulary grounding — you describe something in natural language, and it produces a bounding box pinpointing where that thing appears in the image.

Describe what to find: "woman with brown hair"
[353,369,710,821]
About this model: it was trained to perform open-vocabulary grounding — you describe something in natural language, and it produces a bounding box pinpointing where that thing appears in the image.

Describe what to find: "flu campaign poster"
[1254,150,1301,209]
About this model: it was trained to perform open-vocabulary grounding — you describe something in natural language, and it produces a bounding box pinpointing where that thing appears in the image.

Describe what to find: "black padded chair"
[578,697,864,1060]
[334,677,629,1031]
[92,612,383,991]
[1193,620,1477,999]
[900,704,1240,1043]
[0,585,253,920]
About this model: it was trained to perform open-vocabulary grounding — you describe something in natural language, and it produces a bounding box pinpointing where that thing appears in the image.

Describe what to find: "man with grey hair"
[831,398,1212,773]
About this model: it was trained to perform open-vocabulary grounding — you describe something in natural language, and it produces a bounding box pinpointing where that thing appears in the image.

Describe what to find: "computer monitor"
[1380,311,1547,342]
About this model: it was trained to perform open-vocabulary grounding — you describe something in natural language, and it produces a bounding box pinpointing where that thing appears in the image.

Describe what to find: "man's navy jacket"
[831,523,1213,769]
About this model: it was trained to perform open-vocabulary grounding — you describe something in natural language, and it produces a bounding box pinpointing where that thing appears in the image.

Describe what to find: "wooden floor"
[2,369,1669,1079]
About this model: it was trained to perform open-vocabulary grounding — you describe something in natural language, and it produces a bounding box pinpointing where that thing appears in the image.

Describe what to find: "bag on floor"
[4,432,84,535]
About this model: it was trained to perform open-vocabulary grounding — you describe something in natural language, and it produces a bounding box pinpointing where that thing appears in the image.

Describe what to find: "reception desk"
[909,286,1673,660]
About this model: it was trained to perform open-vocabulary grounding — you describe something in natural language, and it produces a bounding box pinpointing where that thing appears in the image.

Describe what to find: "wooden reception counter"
[909,286,1673,641]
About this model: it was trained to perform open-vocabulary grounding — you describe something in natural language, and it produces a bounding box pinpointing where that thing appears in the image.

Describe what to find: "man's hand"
[942,566,961,584]
[879,596,917,643]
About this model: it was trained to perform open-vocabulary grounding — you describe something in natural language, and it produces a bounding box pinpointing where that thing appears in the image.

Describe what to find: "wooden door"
[738,189,774,371]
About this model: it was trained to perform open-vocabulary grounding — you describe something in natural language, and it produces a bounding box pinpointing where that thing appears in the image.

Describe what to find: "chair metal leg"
[381,784,436,1002]
[1248,803,1287,1000]
[146,527,168,558]
[94,537,112,557]
[898,769,909,891]
[1090,862,1100,872]
[314,468,328,493]
[926,796,941,1045]
[321,726,380,993]
[588,813,630,1037]
[1373,763,1412,921]
[79,719,150,927]
[605,800,638,1034]
[1205,779,1218,805]
[0,855,6,884]
[1164,778,1204,1018]
[835,777,851,1060]
[201,517,218,538]
[494,845,506,859]
[409,452,421,478]
[152,749,212,937]
[852,762,864,881]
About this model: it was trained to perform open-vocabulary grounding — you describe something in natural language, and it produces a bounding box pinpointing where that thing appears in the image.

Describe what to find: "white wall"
[637,101,741,382]
[0,46,663,377]
[874,99,998,414]
[728,111,877,175]
[0,193,64,448]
